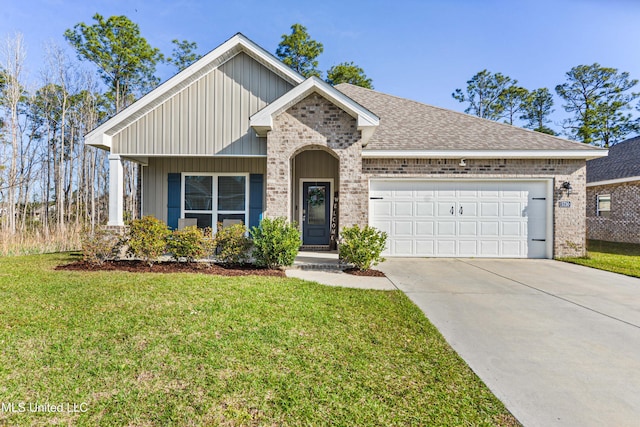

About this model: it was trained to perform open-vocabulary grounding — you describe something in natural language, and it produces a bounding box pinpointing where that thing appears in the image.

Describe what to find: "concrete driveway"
[379,258,640,427]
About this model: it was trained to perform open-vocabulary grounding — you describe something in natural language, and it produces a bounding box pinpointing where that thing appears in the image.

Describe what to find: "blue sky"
[2,0,640,131]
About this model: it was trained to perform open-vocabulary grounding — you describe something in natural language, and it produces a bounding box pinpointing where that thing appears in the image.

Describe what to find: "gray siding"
[113,52,293,156]
[142,157,266,223]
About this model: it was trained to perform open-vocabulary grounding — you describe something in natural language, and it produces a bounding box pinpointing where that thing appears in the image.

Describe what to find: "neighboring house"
[586,136,640,244]
[85,33,606,258]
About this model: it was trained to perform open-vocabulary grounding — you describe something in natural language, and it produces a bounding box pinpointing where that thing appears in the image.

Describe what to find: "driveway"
[379,258,640,427]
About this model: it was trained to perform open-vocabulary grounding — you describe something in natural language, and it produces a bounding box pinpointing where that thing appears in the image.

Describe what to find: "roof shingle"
[335,83,600,152]
[587,136,640,183]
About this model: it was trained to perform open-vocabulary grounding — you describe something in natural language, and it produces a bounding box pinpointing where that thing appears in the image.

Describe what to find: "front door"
[302,182,331,245]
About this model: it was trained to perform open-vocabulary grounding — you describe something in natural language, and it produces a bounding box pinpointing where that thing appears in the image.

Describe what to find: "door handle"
[450,206,454,215]
[459,206,463,215]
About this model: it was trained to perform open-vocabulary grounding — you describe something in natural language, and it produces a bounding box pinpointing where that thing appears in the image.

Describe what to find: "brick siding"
[265,94,368,230]
[363,158,587,257]
[586,181,640,244]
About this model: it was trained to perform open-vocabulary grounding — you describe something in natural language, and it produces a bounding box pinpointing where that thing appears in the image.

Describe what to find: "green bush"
[167,225,208,262]
[127,216,171,266]
[339,225,387,270]
[250,217,301,269]
[80,227,120,266]
[214,223,252,266]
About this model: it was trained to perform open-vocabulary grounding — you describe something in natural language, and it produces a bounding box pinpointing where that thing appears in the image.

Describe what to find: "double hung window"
[182,174,248,228]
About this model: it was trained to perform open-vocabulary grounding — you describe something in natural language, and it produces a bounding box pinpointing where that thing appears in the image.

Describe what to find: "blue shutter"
[167,173,181,230]
[249,174,263,229]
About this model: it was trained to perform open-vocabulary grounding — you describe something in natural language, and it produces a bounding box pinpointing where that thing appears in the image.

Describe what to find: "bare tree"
[0,33,27,234]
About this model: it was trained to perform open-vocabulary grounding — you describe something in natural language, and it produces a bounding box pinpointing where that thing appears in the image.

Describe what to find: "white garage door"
[370,180,550,258]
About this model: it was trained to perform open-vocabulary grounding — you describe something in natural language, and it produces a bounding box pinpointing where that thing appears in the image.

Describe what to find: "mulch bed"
[56,260,286,277]
[343,268,386,277]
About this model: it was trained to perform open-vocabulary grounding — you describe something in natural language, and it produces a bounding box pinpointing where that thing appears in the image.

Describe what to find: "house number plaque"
[558,201,571,208]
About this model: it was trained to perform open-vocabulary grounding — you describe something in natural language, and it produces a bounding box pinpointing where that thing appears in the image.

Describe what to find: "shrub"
[127,216,171,266]
[214,223,252,266]
[250,217,301,269]
[167,225,208,262]
[80,227,119,266]
[339,225,387,270]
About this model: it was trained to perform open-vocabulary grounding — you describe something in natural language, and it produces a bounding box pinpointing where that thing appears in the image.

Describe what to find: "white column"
[107,154,125,226]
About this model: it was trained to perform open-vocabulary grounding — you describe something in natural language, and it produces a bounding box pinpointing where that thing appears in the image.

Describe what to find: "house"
[586,136,640,244]
[85,33,606,258]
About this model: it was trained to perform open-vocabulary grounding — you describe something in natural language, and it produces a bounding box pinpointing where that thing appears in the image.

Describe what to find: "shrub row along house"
[86,33,606,258]
[586,136,640,244]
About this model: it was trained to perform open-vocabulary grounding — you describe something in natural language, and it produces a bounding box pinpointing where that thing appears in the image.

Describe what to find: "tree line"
[452,66,640,147]
[0,16,372,244]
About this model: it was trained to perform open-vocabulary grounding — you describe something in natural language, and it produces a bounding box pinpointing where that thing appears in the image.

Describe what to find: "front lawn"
[0,253,518,426]
[559,240,640,278]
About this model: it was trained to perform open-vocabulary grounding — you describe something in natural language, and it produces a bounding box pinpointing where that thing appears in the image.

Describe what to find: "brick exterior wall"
[263,93,587,258]
[265,94,368,230]
[363,158,587,258]
[586,181,640,244]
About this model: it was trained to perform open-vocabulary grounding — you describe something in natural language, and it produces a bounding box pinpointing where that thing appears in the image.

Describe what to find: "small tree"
[127,216,170,266]
[339,225,387,271]
[214,223,252,266]
[250,217,300,269]
[276,23,323,78]
[167,225,207,262]
[326,62,373,89]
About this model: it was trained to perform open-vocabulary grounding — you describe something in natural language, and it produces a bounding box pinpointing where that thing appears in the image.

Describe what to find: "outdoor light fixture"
[561,181,573,195]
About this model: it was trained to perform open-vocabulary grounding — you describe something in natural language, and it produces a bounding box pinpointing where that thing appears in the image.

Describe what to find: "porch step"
[290,250,352,271]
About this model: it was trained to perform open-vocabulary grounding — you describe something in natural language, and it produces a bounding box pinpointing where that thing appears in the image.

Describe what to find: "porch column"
[107,154,125,226]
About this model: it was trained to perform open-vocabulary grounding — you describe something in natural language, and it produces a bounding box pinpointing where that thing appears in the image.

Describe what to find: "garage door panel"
[479,240,499,256]
[437,240,456,255]
[394,201,413,216]
[480,202,499,217]
[437,221,456,236]
[394,221,413,236]
[370,180,549,258]
[480,221,499,236]
[458,240,478,256]
[373,201,392,217]
[415,240,435,255]
[416,202,434,216]
[458,221,477,237]
[393,240,413,255]
[416,221,435,236]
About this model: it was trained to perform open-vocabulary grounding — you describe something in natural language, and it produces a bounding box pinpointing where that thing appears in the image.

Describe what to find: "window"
[597,194,611,217]
[182,174,248,228]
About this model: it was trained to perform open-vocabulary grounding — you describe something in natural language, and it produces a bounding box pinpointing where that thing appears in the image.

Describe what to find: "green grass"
[559,240,640,278]
[0,253,518,426]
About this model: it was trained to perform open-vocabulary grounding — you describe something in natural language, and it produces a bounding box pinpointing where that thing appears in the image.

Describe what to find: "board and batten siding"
[112,52,293,156]
[142,157,267,223]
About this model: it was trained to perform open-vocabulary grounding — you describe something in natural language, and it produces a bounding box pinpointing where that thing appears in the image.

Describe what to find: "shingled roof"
[587,136,640,183]
[335,83,600,153]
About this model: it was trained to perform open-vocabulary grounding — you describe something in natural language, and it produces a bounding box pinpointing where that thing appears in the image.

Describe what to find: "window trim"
[181,172,250,228]
[596,194,611,217]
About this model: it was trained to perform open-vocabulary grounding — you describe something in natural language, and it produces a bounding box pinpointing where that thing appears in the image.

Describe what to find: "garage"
[369,179,552,258]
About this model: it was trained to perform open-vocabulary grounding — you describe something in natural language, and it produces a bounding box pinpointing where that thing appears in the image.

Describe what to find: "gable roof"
[587,136,640,184]
[85,33,304,150]
[250,76,379,143]
[336,83,607,159]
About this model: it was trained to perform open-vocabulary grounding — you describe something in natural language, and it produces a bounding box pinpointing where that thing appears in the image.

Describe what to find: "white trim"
[250,76,379,143]
[362,149,608,160]
[180,172,250,228]
[586,176,640,187]
[86,33,304,150]
[299,178,334,245]
[107,154,124,226]
[117,153,267,158]
[368,177,553,259]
